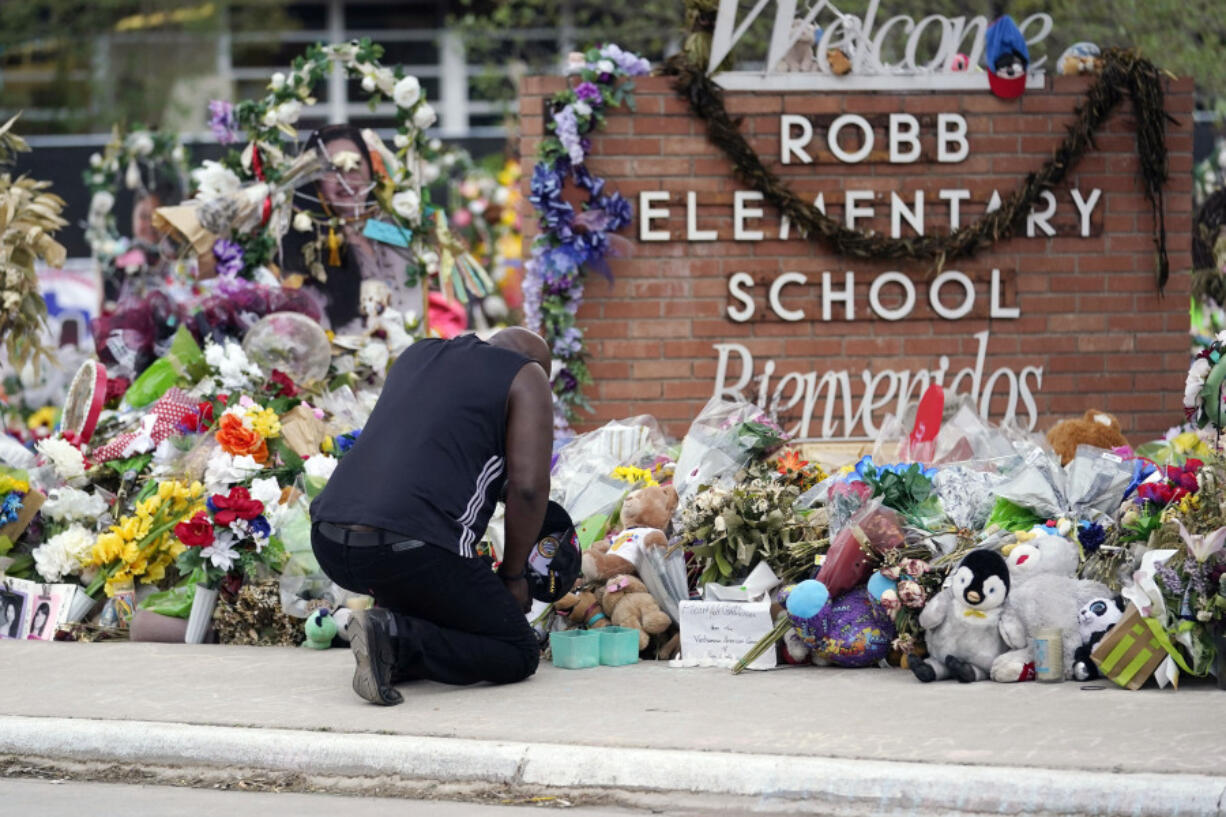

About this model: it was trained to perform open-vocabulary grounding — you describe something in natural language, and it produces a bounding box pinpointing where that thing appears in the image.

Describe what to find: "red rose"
[210,486,265,526]
[175,512,215,548]
[268,370,298,398]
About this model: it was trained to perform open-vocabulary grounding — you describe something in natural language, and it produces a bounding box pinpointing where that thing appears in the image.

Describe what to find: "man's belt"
[316,521,426,549]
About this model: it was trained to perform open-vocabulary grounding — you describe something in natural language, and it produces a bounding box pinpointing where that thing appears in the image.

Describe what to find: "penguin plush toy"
[912,549,1011,683]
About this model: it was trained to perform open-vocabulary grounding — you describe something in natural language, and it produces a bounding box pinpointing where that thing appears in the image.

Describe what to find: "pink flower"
[898,580,927,609]
[879,589,902,615]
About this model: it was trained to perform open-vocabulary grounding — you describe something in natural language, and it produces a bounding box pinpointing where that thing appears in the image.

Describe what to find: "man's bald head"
[489,327,551,372]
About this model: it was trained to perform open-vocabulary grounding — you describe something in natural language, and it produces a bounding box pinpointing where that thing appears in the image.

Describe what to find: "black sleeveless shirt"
[311,335,532,557]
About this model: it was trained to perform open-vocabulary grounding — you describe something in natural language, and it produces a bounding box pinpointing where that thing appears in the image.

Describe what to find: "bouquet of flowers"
[174,484,284,590]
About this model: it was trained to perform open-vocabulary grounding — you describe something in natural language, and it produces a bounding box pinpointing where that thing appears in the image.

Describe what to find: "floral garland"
[1184,331,1226,432]
[82,126,189,265]
[203,39,436,281]
[524,44,648,425]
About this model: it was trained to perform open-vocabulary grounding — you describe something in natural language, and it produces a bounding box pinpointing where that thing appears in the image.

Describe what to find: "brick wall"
[519,75,1196,441]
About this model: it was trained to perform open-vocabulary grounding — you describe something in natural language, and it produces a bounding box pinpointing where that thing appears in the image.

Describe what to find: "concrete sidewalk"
[1,641,1224,815]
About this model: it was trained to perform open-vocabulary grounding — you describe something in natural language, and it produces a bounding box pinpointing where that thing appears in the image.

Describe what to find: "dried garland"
[662,48,1175,291]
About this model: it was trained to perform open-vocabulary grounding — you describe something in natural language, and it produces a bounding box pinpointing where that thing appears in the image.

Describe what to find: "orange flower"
[776,449,808,477]
[216,413,269,464]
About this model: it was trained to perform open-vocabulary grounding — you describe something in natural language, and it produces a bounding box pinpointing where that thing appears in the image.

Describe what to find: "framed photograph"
[25,591,62,641]
[0,585,30,639]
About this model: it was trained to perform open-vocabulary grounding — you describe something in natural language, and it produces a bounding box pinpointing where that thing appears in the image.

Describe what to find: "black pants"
[312,525,539,686]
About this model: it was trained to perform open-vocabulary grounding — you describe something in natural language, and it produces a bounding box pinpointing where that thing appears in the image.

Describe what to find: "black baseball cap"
[524,501,581,603]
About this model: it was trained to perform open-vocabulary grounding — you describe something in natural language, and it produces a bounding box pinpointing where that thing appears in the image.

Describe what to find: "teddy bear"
[1046,409,1130,466]
[554,589,609,630]
[1057,43,1103,76]
[912,549,1012,683]
[598,574,672,650]
[776,18,819,72]
[1072,596,1126,681]
[582,484,677,582]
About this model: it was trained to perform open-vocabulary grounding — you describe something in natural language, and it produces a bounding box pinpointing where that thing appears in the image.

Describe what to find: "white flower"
[204,451,263,494]
[361,74,377,92]
[192,160,242,201]
[202,530,240,571]
[573,101,592,118]
[304,454,338,481]
[89,153,103,168]
[413,103,437,130]
[32,525,95,582]
[393,75,421,109]
[270,72,286,91]
[566,52,586,74]
[393,132,410,149]
[42,487,107,524]
[597,59,615,74]
[129,132,155,156]
[124,160,142,190]
[293,211,313,232]
[37,437,87,482]
[262,100,302,128]
[88,190,115,221]
[249,477,283,512]
[172,144,185,163]
[1185,358,1211,408]
[204,338,263,390]
[391,189,421,221]
[374,67,396,95]
[420,249,439,272]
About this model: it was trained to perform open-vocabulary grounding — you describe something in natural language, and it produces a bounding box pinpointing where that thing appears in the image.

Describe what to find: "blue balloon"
[867,571,897,601]
[786,579,830,618]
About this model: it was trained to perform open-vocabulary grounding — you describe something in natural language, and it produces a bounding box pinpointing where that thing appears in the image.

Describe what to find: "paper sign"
[678,599,776,670]
[363,219,412,248]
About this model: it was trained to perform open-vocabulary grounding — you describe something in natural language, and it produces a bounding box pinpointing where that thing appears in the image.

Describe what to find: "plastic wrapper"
[315,385,372,434]
[993,444,1134,522]
[122,325,205,409]
[550,415,668,519]
[673,397,785,505]
[242,311,332,385]
[933,465,1005,530]
[638,545,689,624]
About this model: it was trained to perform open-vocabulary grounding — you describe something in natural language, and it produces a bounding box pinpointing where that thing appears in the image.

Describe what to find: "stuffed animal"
[1058,43,1103,76]
[912,550,1011,683]
[302,607,338,649]
[582,484,677,582]
[1003,534,1080,584]
[598,574,671,650]
[1046,409,1130,465]
[554,589,609,630]
[776,18,819,72]
[1071,596,1126,681]
[990,573,1111,682]
[781,580,895,668]
[359,279,413,356]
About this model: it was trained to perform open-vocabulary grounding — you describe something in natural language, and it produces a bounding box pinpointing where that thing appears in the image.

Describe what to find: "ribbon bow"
[962,609,987,619]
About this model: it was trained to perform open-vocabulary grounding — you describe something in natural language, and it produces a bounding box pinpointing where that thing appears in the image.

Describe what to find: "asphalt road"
[0,778,651,817]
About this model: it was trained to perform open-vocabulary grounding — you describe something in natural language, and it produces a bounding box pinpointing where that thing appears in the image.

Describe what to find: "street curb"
[0,715,1222,816]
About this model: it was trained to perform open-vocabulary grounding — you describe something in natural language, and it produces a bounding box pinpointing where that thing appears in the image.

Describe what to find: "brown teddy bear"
[1046,409,1130,466]
[598,574,672,650]
[581,484,678,582]
[554,589,608,630]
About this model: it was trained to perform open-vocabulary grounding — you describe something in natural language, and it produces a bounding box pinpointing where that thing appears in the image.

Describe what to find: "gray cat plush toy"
[913,549,1011,683]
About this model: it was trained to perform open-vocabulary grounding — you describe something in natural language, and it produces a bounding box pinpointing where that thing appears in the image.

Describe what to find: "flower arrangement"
[81,125,189,265]
[675,459,828,585]
[210,39,434,278]
[83,479,205,597]
[174,484,283,588]
[612,465,658,488]
[772,448,828,493]
[524,44,648,424]
[1183,332,1226,432]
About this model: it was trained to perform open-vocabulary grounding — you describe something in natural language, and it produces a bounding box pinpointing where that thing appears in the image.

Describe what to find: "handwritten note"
[677,599,776,670]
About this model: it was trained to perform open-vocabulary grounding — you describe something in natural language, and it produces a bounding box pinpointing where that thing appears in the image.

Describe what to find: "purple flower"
[1155,564,1184,595]
[553,105,584,166]
[600,44,651,77]
[208,100,239,145]
[553,326,583,357]
[213,238,244,278]
[522,258,544,332]
[575,81,602,104]
[557,368,579,393]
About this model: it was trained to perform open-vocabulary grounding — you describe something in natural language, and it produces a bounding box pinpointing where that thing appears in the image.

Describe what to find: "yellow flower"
[27,406,57,431]
[0,475,29,495]
[144,560,166,584]
[1173,431,1211,458]
[320,437,335,454]
[612,466,657,487]
[246,406,281,439]
[1179,493,1201,514]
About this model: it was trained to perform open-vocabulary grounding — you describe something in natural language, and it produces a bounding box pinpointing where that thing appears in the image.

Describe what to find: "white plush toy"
[776,18,819,72]
[990,534,1110,682]
[913,549,1012,683]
